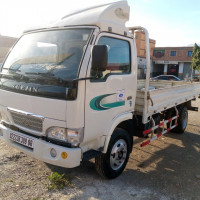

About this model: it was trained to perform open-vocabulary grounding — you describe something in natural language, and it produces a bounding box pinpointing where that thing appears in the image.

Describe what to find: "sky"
[0,0,199,47]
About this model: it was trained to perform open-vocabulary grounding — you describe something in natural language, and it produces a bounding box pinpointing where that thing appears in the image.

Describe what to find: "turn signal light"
[61,152,68,159]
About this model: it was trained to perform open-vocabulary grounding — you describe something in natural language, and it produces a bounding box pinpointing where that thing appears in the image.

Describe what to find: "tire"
[173,107,188,133]
[95,128,132,179]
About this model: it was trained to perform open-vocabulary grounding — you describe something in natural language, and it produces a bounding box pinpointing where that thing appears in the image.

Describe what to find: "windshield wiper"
[0,72,29,81]
[3,67,21,72]
[1,70,98,83]
[25,72,72,84]
[25,72,54,76]
[25,72,56,79]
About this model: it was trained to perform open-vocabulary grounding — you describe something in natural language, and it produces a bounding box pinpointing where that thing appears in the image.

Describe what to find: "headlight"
[46,127,84,147]
[47,127,68,141]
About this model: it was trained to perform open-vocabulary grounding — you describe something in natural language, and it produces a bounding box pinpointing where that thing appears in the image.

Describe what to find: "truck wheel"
[95,128,131,179]
[173,107,188,133]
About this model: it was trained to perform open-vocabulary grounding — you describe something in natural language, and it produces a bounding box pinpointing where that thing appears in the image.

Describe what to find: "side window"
[94,36,131,80]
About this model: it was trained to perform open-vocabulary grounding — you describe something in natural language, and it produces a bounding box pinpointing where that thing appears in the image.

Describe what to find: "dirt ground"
[0,99,200,200]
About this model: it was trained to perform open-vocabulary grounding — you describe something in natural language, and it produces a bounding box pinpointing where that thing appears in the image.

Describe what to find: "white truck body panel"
[83,32,137,145]
[53,1,130,36]
[136,80,200,123]
[0,124,81,168]
[0,89,67,121]
[65,27,99,130]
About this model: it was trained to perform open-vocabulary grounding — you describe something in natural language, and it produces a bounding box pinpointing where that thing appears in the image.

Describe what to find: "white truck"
[0,1,200,178]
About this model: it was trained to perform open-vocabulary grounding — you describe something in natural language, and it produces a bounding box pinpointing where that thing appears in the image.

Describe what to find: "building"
[152,46,199,80]
[0,35,17,63]
[131,30,199,80]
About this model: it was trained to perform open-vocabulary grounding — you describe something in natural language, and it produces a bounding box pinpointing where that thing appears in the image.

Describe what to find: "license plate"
[10,131,34,149]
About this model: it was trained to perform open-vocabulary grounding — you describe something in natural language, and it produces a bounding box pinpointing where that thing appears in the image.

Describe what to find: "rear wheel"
[173,107,188,133]
[95,128,131,179]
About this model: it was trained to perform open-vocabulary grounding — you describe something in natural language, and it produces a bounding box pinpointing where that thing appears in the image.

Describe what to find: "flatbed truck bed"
[136,80,200,123]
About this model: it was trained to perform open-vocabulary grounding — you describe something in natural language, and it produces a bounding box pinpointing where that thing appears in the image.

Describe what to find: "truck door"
[84,33,137,144]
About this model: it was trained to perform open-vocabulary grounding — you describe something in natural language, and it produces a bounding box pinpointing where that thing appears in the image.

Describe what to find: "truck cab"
[0,1,138,178]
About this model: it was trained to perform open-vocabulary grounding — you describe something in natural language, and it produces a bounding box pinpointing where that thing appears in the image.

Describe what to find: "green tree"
[191,43,200,72]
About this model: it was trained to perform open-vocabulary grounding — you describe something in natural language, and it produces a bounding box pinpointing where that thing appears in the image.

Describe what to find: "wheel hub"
[110,139,127,170]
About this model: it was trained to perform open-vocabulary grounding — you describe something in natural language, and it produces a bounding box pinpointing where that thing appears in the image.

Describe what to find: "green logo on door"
[90,93,125,111]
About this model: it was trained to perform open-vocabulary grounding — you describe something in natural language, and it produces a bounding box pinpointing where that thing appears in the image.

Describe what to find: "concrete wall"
[183,62,193,80]
[137,57,154,78]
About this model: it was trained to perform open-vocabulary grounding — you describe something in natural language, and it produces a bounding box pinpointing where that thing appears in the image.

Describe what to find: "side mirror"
[91,45,108,72]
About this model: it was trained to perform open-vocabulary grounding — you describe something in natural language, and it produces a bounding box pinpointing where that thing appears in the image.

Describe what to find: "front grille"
[9,110,43,132]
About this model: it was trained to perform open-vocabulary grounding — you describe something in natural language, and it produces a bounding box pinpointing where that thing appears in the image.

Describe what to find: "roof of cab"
[24,1,131,36]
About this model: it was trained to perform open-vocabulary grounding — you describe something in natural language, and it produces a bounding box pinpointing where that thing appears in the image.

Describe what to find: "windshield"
[0,28,93,100]
[2,28,92,80]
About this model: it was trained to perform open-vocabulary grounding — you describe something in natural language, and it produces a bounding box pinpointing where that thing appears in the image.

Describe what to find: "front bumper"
[0,124,82,168]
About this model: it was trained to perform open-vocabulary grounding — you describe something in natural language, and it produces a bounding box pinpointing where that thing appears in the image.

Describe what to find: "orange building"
[134,30,156,59]
[131,30,156,78]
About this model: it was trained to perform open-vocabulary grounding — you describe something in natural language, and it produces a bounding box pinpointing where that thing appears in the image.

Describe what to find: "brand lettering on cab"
[13,85,38,92]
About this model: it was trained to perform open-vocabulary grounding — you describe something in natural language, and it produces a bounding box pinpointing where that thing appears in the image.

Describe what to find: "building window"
[188,51,192,57]
[170,51,176,56]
